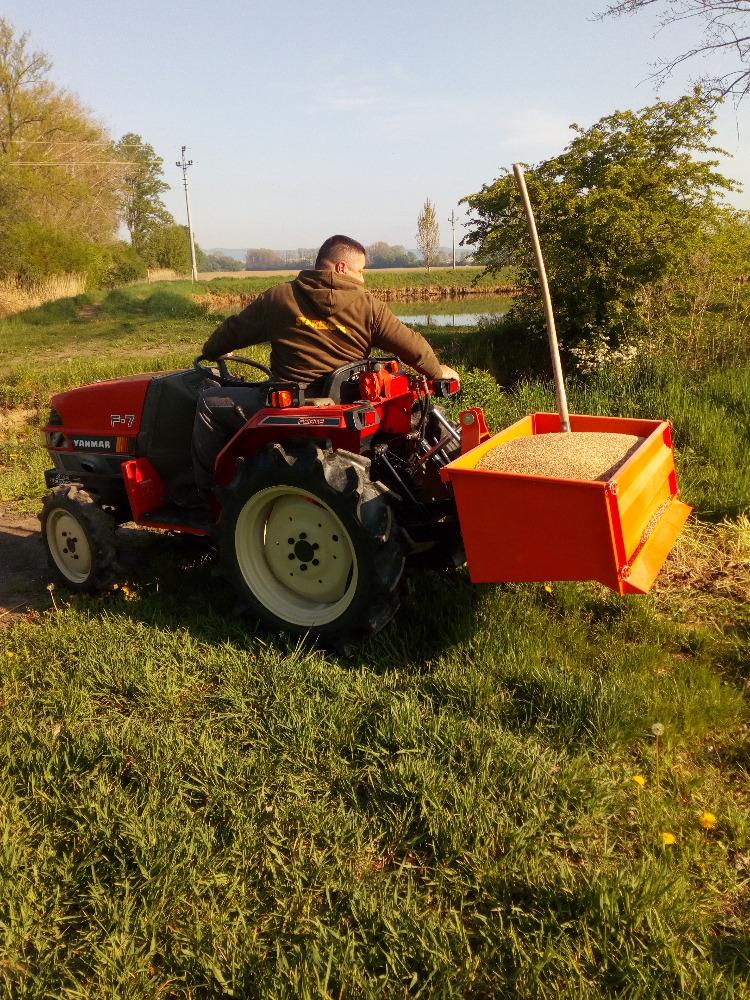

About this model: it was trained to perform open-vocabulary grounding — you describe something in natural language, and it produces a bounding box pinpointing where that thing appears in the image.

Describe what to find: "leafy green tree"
[202,252,245,272]
[245,248,284,269]
[103,241,147,287]
[462,91,736,347]
[0,18,120,245]
[0,219,110,284]
[0,18,52,153]
[416,198,440,271]
[142,223,203,273]
[115,132,172,252]
[366,242,418,268]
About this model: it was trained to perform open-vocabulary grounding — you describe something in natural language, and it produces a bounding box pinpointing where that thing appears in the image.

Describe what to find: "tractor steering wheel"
[194,354,273,385]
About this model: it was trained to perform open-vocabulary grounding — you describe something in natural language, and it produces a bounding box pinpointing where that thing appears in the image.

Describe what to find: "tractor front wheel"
[218,442,404,645]
[40,486,118,592]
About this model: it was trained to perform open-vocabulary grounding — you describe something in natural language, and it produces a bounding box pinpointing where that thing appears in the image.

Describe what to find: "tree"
[115,132,172,252]
[416,198,440,271]
[245,248,284,269]
[0,18,52,152]
[462,91,736,347]
[142,223,203,273]
[0,18,121,256]
[366,242,419,268]
[599,0,750,102]
[202,252,245,272]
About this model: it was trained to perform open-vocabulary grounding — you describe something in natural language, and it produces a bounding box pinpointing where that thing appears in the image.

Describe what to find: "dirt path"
[0,502,49,624]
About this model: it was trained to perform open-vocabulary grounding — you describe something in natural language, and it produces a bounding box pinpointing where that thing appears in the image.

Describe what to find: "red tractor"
[40,356,471,645]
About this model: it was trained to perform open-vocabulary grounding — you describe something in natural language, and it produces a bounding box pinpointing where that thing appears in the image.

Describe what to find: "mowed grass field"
[0,279,748,997]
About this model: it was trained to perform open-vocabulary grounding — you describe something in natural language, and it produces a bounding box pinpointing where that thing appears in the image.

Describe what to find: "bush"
[103,242,147,287]
[463,91,737,350]
[0,221,110,287]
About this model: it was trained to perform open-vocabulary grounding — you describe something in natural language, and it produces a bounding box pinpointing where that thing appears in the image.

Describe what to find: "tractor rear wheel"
[40,486,118,592]
[217,442,404,645]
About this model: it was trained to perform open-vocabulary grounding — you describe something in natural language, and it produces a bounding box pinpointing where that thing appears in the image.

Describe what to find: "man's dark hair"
[315,235,367,269]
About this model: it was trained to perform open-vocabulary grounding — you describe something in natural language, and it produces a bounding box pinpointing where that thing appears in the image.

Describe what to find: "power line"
[14,140,152,147]
[5,160,139,165]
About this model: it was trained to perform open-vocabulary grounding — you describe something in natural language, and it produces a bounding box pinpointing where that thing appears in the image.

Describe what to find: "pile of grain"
[476,431,644,482]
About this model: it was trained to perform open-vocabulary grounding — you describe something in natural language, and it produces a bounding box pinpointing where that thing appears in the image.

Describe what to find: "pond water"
[390,294,511,327]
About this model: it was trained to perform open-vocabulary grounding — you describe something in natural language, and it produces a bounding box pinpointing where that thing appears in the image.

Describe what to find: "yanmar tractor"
[41,353,691,644]
[40,356,471,645]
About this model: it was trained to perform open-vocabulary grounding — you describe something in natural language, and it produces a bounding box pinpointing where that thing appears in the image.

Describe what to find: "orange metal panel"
[610,421,671,495]
[622,499,692,594]
[451,471,620,588]
[442,412,689,595]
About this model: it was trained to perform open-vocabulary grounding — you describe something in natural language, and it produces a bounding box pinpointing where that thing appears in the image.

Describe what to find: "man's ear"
[335,261,346,274]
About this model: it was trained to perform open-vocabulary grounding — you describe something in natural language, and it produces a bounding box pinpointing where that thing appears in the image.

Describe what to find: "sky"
[5,0,749,251]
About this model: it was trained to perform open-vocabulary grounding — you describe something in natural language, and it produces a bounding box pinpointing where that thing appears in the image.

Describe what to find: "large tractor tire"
[40,485,118,592]
[217,441,404,646]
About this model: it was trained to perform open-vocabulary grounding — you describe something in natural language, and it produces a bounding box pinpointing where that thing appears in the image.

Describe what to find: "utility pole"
[176,145,198,282]
[448,209,457,269]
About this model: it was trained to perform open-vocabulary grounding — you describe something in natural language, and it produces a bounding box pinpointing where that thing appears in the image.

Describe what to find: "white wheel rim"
[234,486,359,628]
[46,508,92,584]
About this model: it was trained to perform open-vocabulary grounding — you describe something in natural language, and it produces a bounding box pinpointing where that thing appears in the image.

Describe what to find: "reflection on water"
[391,294,511,327]
[391,311,506,327]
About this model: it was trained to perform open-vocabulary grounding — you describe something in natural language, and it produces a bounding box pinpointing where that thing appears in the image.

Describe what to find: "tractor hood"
[46,372,162,438]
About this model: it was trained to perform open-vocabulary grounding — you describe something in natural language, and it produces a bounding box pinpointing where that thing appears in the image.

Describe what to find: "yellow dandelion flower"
[661,832,676,846]
[699,812,717,830]
[631,774,646,787]
[6,651,15,658]
[10,453,18,461]
[544,584,553,593]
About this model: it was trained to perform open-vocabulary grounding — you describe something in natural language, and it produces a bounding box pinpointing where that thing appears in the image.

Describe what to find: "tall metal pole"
[448,209,456,269]
[176,146,198,282]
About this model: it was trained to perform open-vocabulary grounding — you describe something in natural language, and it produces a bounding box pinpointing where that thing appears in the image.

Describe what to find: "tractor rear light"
[270,390,293,408]
[364,409,379,427]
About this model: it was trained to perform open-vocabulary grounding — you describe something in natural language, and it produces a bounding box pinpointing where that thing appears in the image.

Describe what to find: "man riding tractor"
[194,234,460,490]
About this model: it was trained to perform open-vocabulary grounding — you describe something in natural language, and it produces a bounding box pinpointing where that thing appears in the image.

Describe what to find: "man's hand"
[439,365,460,384]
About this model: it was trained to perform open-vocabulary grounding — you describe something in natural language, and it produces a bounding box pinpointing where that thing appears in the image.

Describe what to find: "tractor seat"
[192,380,272,493]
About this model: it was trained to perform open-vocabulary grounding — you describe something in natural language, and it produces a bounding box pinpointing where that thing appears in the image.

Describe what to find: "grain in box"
[440,412,691,594]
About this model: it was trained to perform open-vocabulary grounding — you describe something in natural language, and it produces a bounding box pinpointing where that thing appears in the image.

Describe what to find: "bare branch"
[597,0,750,101]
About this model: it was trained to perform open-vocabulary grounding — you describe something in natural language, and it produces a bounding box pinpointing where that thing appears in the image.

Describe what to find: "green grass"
[0,287,748,996]
[196,266,511,294]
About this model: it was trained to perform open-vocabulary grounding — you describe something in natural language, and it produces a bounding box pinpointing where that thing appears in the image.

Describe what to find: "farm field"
[0,281,748,997]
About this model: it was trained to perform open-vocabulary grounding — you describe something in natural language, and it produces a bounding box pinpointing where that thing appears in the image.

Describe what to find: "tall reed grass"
[0,273,87,318]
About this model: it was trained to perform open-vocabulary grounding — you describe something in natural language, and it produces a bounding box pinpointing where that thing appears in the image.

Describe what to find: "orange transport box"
[440,412,691,595]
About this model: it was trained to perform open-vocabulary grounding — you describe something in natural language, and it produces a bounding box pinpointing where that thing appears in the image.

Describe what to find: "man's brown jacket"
[201,270,442,385]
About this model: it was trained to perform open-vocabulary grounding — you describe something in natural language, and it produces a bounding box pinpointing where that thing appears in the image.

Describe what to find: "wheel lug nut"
[312,559,319,566]
[300,564,308,571]
[299,532,307,539]
[312,543,319,550]
[287,537,294,544]
[288,554,295,560]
